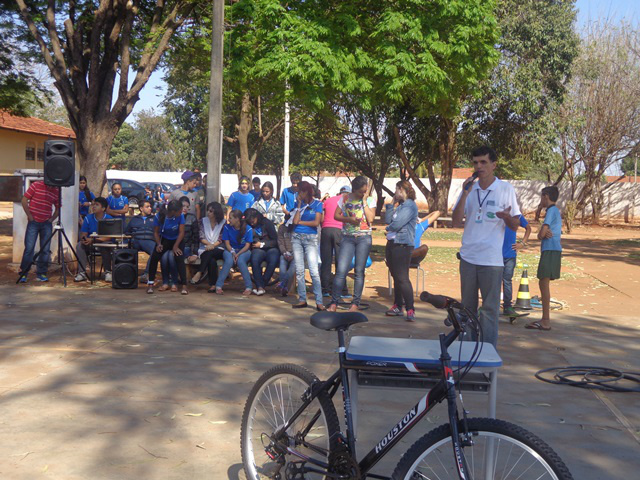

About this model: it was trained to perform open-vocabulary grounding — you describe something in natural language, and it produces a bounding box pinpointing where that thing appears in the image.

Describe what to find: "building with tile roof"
[0,111,76,174]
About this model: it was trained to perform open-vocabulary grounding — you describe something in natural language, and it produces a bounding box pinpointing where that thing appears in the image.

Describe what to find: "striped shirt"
[24,181,59,222]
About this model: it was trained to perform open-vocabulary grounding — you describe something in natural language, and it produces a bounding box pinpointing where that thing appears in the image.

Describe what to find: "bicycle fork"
[440,333,474,480]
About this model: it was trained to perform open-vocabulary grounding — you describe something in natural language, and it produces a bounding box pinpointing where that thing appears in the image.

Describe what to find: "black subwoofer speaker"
[44,139,75,187]
[112,249,138,289]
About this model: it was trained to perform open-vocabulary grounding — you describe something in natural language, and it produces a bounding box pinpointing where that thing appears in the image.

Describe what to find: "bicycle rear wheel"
[241,363,340,479]
[392,417,573,480]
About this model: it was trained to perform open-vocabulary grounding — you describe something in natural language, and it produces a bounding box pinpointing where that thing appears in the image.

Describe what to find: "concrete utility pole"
[283,101,290,190]
[206,0,224,203]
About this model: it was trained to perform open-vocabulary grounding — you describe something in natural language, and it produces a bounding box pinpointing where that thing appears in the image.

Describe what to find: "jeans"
[161,250,180,285]
[217,250,252,290]
[19,220,53,276]
[198,248,224,286]
[148,238,186,285]
[502,257,516,308]
[331,235,372,307]
[292,233,323,304]
[251,248,280,289]
[279,256,296,289]
[459,259,503,347]
[320,227,342,294]
[132,239,155,274]
[385,241,414,310]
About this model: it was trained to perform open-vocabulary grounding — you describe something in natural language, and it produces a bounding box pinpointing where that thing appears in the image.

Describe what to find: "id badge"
[475,211,483,223]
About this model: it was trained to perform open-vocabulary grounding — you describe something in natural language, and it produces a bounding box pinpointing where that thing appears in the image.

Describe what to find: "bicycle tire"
[241,363,341,480]
[392,417,573,480]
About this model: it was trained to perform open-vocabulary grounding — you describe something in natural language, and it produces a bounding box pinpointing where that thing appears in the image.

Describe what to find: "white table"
[345,336,502,441]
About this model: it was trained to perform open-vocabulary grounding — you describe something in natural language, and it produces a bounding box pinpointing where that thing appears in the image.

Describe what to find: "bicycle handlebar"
[419,291,464,310]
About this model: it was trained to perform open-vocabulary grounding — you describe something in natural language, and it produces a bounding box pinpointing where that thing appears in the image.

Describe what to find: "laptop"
[98,218,124,236]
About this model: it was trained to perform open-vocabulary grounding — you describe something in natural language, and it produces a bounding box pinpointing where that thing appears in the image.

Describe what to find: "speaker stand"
[16,187,84,287]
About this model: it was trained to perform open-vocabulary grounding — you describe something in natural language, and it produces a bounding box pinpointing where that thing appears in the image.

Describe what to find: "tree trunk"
[435,117,457,213]
[236,92,253,178]
[76,123,119,195]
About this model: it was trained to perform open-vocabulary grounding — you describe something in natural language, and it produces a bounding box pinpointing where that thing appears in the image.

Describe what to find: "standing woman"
[251,181,285,225]
[384,180,419,321]
[290,181,325,310]
[146,200,189,295]
[227,176,255,215]
[191,202,226,292]
[78,176,95,227]
[327,176,375,312]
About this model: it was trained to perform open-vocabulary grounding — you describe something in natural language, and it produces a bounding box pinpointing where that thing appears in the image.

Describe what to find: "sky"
[130,0,640,118]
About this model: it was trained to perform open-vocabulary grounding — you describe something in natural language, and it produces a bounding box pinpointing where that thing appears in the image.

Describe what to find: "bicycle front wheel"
[392,417,573,480]
[241,363,340,480]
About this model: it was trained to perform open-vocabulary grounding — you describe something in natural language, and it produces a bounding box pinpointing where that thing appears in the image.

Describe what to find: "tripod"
[16,187,85,287]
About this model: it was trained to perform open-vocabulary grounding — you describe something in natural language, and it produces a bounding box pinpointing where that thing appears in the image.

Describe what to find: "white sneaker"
[74,272,87,282]
[257,288,266,296]
[252,288,260,295]
[104,272,112,282]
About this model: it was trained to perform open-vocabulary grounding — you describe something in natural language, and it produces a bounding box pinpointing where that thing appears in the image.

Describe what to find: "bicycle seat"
[310,311,368,331]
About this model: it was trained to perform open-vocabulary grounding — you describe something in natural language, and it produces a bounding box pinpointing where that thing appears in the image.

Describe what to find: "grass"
[613,239,640,247]
[424,230,463,241]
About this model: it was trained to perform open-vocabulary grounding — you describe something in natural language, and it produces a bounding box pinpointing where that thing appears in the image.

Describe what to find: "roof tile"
[0,110,76,139]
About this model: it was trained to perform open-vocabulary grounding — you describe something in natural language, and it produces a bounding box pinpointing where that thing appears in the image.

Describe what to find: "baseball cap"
[339,185,352,193]
[181,170,195,181]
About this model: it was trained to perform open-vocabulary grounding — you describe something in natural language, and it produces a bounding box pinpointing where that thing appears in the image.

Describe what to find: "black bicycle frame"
[275,317,473,479]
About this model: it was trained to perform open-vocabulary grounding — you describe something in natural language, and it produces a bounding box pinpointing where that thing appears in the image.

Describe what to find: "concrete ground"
[1,282,639,480]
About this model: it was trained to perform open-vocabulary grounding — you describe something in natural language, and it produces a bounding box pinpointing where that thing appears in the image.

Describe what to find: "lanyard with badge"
[475,189,491,223]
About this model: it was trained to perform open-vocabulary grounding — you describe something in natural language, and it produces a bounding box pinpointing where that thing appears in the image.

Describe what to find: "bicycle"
[240,291,574,479]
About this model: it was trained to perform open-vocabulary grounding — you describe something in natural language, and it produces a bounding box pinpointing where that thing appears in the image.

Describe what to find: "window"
[25,142,35,161]
[37,143,44,162]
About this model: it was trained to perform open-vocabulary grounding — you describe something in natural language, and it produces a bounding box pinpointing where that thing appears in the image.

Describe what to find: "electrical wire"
[535,366,640,393]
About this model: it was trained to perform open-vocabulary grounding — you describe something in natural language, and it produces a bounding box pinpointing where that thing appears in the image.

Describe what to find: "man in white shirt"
[452,146,521,346]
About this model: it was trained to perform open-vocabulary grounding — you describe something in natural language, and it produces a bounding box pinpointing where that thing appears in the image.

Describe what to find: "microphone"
[419,291,464,310]
[464,171,479,191]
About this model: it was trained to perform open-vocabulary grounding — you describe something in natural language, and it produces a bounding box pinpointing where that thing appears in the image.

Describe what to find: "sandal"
[242,289,252,296]
[525,321,551,331]
[181,286,188,295]
[215,287,224,295]
[207,286,216,293]
[170,285,178,292]
[146,285,154,294]
[158,284,170,292]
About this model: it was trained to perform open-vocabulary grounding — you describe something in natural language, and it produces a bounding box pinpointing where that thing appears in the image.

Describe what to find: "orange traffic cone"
[515,265,532,310]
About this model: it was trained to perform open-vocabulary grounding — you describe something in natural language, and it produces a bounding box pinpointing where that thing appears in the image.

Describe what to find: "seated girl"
[146,200,189,295]
[191,202,226,292]
[215,209,253,295]
[244,208,279,295]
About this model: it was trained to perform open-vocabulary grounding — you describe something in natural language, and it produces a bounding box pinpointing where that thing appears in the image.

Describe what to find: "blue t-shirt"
[542,205,562,252]
[222,223,253,251]
[414,220,430,249]
[294,200,323,235]
[280,187,298,212]
[227,191,255,213]
[502,215,529,258]
[154,213,185,241]
[81,213,113,235]
[78,191,95,217]
[251,190,261,201]
[107,194,129,219]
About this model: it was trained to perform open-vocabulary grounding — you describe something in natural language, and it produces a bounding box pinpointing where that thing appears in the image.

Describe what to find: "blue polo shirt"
[81,213,113,235]
[222,223,253,251]
[541,205,562,252]
[227,191,255,213]
[280,187,298,212]
[293,200,323,235]
[154,213,185,241]
[414,220,430,249]
[106,194,129,219]
[502,215,529,258]
[78,191,95,217]
[250,190,261,201]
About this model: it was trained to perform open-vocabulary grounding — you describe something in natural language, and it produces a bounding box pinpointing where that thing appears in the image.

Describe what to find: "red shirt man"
[18,181,60,282]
